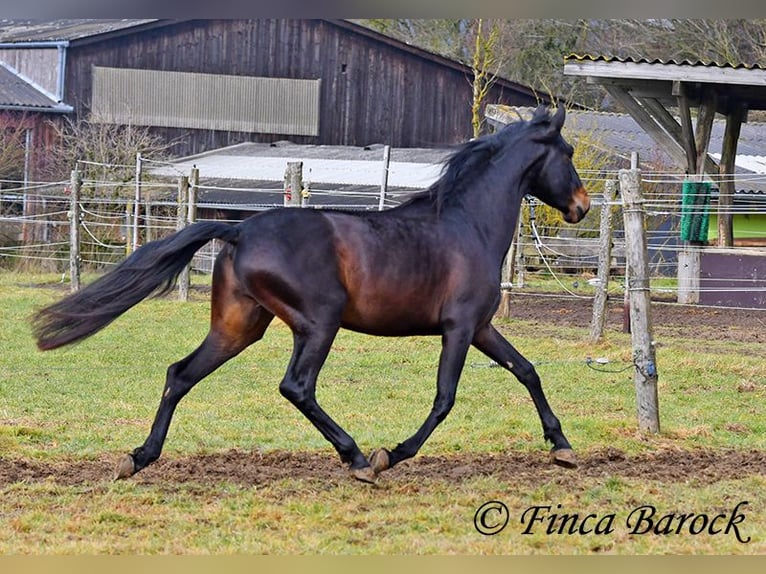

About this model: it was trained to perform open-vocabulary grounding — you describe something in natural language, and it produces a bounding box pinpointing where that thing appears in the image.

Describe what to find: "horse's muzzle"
[565,187,590,223]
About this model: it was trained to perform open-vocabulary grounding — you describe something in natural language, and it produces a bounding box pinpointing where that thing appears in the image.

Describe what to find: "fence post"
[379,145,391,211]
[497,216,523,319]
[590,179,616,342]
[187,167,200,279]
[284,162,303,207]
[514,209,526,288]
[189,166,199,223]
[177,175,190,301]
[619,162,660,434]
[144,197,154,243]
[69,169,82,292]
[131,152,142,253]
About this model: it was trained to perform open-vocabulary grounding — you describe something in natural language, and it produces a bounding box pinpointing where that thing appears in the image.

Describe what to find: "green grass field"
[1,271,765,554]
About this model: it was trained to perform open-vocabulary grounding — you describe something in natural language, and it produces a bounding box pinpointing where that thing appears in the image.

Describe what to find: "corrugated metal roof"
[0,62,66,110]
[149,142,452,211]
[0,19,157,43]
[151,141,449,189]
[566,53,766,71]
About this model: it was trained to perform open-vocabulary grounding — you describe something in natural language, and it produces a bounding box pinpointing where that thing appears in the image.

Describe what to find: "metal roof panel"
[0,19,157,43]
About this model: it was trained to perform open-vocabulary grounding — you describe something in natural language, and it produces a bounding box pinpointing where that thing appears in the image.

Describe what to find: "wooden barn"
[0,19,551,161]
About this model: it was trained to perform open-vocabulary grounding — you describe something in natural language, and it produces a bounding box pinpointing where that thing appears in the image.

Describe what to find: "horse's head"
[523,105,590,224]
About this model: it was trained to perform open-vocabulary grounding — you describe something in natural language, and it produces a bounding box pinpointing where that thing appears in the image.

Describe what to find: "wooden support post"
[677,89,717,303]
[678,174,703,305]
[177,175,190,302]
[590,179,616,342]
[69,169,82,292]
[718,103,745,248]
[284,162,303,208]
[677,243,701,305]
[620,164,660,434]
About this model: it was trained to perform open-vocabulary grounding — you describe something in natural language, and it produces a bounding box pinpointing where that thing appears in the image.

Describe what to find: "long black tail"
[33,221,239,351]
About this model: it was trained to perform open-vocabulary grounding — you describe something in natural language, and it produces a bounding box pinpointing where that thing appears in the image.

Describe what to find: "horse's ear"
[533,104,566,142]
[551,104,565,132]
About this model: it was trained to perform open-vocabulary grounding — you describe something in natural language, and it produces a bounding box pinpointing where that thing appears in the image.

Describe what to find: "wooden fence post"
[497,216,523,319]
[189,166,199,223]
[69,169,82,292]
[177,175,190,302]
[284,162,303,207]
[379,145,391,211]
[620,163,660,434]
[131,152,142,253]
[144,197,154,243]
[590,179,616,342]
[514,210,526,288]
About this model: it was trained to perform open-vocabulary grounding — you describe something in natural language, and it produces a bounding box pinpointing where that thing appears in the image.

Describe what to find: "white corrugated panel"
[92,66,320,136]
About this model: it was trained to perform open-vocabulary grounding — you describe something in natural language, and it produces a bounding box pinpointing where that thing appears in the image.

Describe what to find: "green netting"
[680,180,711,243]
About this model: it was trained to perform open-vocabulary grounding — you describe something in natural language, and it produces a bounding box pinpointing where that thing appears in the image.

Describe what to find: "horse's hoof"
[114,454,136,480]
[551,448,578,469]
[369,448,390,474]
[350,465,377,484]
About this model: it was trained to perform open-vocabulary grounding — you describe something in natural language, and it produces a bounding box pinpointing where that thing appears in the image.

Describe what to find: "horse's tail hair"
[33,221,239,351]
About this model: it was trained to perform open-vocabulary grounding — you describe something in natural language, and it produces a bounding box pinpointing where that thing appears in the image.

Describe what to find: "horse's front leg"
[369,326,473,475]
[471,323,577,468]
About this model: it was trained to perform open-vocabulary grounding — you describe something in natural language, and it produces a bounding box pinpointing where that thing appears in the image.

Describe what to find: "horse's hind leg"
[278,326,375,483]
[115,295,274,479]
[471,323,577,468]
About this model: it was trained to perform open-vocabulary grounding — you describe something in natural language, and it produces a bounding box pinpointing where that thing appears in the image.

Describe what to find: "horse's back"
[223,207,495,336]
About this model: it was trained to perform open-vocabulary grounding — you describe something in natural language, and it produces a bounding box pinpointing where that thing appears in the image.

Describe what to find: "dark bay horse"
[33,105,590,483]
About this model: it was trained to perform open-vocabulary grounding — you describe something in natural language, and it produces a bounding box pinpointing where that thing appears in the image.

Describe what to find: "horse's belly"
[340,292,443,336]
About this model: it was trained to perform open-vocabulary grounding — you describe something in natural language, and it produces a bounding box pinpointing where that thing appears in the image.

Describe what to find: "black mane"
[405,105,555,212]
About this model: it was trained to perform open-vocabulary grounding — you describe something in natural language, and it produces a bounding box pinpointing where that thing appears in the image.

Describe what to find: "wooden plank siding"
[61,19,546,156]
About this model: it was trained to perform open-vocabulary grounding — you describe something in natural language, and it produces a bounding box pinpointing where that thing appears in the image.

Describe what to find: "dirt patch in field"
[2,447,765,488]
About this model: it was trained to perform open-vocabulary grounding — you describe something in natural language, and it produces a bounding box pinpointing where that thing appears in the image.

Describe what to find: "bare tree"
[0,112,27,181]
[49,111,174,198]
[469,19,510,138]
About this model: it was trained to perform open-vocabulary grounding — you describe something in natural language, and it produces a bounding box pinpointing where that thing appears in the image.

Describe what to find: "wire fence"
[1,157,765,313]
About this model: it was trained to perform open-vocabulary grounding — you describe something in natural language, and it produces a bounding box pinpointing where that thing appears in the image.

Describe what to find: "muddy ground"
[2,447,766,488]
[2,293,764,487]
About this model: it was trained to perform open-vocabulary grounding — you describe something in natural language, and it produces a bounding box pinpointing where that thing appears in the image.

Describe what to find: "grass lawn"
[1,271,764,554]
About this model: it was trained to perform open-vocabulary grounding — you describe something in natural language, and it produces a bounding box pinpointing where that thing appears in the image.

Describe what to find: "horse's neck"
[445,170,528,265]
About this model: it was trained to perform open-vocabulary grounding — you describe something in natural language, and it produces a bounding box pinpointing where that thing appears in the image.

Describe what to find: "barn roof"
[0,19,549,104]
[0,19,160,43]
[565,54,766,112]
[149,141,451,211]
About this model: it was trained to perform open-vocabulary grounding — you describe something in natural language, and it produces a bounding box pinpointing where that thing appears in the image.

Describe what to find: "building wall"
[0,47,61,98]
[0,110,62,180]
[63,19,543,156]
